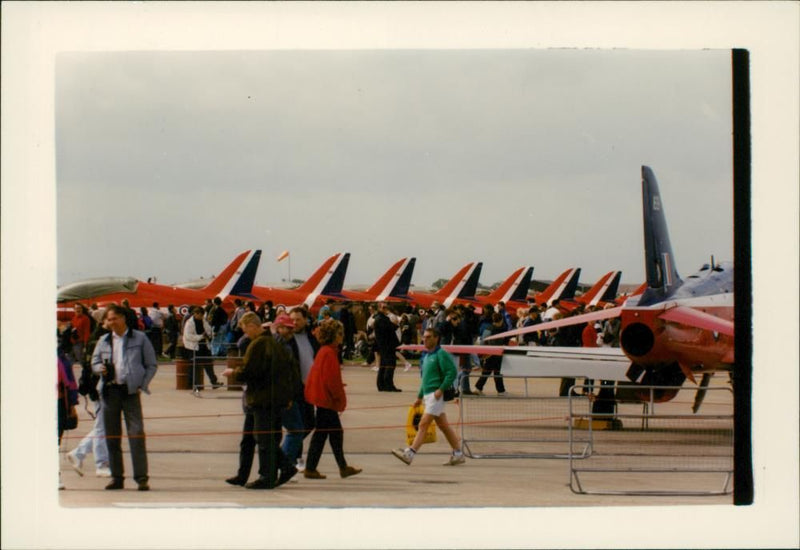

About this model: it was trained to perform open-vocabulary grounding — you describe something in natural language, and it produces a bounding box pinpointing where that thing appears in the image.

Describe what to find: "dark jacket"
[373,312,399,365]
[235,332,294,409]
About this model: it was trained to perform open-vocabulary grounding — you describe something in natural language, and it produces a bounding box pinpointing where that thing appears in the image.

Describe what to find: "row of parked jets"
[56,250,630,321]
[57,167,734,412]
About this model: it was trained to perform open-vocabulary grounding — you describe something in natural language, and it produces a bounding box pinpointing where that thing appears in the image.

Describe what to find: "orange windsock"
[276,250,289,262]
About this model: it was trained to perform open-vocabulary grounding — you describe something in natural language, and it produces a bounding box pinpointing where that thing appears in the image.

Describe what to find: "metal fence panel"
[459,375,592,459]
[568,384,734,496]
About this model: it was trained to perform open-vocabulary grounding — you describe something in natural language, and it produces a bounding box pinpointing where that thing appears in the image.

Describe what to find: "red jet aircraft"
[488,166,733,410]
[244,252,350,313]
[404,167,733,413]
[57,249,261,321]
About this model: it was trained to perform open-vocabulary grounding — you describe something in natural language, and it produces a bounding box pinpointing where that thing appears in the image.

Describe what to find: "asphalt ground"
[37,359,746,547]
[56,359,733,507]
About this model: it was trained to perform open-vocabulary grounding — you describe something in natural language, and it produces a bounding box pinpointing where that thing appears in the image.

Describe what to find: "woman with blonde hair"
[302,318,362,479]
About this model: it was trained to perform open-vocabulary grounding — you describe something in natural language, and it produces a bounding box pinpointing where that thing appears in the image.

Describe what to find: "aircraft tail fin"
[320,253,350,297]
[579,270,622,306]
[204,250,257,298]
[486,266,534,304]
[365,258,406,298]
[641,166,682,299]
[226,250,262,299]
[537,267,581,305]
[294,254,342,294]
[457,262,483,299]
[600,270,622,302]
[368,257,417,300]
[433,262,476,298]
[390,257,416,299]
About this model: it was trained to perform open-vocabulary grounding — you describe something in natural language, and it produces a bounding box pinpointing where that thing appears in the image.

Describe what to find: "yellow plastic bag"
[405,403,437,446]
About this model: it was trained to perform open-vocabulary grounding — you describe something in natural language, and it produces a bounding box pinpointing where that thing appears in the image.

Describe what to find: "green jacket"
[417,347,457,399]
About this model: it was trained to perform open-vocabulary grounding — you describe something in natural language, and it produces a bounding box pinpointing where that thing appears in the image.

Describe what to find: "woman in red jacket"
[302,319,362,480]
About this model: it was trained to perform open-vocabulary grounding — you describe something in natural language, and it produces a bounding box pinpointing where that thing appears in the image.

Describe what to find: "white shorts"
[422,392,446,417]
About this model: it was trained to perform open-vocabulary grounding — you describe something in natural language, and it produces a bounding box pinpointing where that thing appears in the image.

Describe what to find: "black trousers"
[235,410,256,481]
[306,406,348,471]
[475,358,506,393]
[149,327,163,355]
[377,358,397,391]
[252,405,293,486]
[192,348,218,386]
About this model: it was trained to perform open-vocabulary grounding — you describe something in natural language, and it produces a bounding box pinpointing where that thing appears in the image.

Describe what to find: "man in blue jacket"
[91,304,158,491]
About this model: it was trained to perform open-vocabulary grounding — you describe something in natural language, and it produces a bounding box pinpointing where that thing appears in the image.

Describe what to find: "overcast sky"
[56,48,733,289]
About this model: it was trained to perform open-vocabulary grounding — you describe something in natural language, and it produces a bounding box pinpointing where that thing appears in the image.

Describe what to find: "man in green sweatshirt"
[391,327,465,466]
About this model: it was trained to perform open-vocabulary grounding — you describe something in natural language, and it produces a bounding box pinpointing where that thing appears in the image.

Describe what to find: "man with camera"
[91,303,158,491]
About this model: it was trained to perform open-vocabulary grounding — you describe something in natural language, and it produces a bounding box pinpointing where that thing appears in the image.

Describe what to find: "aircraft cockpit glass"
[57,276,139,301]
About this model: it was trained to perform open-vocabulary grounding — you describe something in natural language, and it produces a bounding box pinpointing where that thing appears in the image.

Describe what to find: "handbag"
[405,403,437,446]
[63,389,79,430]
[435,348,458,401]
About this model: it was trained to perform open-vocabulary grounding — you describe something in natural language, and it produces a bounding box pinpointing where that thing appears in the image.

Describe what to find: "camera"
[103,358,116,383]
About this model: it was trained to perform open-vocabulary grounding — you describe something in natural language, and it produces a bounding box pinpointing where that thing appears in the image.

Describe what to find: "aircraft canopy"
[57,277,139,302]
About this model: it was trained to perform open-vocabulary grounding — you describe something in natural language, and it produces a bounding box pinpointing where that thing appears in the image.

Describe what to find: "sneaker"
[137,481,150,491]
[96,465,112,478]
[66,449,84,477]
[391,447,414,465]
[370,365,379,372]
[403,362,412,372]
[295,458,306,473]
[443,452,466,466]
[473,389,484,396]
[497,391,508,397]
[303,469,327,480]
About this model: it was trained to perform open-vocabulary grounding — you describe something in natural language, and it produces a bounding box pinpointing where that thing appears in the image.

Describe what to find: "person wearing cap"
[272,313,306,467]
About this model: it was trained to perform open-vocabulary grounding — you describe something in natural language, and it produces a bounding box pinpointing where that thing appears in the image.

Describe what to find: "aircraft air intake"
[620,322,654,357]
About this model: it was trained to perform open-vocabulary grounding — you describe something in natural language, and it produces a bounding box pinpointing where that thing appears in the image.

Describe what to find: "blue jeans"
[211,328,228,356]
[280,401,305,463]
[72,400,109,467]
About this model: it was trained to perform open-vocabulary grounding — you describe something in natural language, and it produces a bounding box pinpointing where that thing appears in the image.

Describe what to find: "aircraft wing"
[398,343,631,381]
[658,305,734,336]
[500,346,631,380]
[398,344,505,356]
[485,306,623,341]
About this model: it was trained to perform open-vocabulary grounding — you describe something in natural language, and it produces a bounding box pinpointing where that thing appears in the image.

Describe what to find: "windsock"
[276,250,289,262]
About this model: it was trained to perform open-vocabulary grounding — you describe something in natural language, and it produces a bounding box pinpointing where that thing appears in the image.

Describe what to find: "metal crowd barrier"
[458,375,593,459]
[567,383,734,496]
[174,348,245,398]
